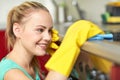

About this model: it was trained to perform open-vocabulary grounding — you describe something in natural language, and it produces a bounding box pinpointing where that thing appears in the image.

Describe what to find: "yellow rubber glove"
[45,20,109,77]
[47,29,60,55]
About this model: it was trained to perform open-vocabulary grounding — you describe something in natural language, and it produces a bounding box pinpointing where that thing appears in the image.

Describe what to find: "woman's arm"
[45,70,67,80]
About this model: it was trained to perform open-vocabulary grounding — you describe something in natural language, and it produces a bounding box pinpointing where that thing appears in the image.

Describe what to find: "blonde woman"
[0,1,67,80]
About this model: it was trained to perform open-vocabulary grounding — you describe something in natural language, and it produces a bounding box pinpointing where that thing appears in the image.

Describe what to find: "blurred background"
[0,0,120,34]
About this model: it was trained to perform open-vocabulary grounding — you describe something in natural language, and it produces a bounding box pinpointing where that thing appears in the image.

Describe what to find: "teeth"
[39,43,47,47]
[37,43,48,48]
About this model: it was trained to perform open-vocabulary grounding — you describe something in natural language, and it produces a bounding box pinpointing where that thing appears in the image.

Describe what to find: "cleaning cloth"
[45,20,112,77]
[88,33,113,40]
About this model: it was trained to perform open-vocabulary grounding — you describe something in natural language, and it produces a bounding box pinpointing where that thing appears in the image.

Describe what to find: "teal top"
[0,58,40,80]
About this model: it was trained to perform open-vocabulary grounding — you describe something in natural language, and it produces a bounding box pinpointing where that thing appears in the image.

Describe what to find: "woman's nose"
[43,31,51,42]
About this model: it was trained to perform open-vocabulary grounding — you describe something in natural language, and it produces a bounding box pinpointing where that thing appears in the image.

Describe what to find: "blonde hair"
[5,1,49,78]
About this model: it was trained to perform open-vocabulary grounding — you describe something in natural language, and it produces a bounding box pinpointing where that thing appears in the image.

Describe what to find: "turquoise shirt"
[0,58,40,80]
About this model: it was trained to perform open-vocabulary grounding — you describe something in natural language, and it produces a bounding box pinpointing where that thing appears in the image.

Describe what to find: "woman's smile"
[37,42,48,50]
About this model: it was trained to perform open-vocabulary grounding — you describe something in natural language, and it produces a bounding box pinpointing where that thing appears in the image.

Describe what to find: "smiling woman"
[0,1,66,80]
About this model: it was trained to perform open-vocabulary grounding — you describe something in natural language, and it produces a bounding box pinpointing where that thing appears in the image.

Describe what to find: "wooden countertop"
[81,40,120,64]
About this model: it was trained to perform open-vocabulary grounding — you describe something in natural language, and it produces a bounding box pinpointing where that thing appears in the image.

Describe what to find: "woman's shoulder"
[0,58,23,80]
[0,58,41,80]
[4,69,30,80]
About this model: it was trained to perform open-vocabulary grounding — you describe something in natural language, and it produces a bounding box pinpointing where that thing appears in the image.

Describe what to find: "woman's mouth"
[37,43,48,50]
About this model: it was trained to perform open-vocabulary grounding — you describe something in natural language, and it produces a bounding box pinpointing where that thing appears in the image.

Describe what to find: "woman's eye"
[49,29,52,34]
[37,29,44,33]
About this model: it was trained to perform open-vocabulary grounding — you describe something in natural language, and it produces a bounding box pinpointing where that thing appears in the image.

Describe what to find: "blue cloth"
[0,58,40,80]
[88,33,113,41]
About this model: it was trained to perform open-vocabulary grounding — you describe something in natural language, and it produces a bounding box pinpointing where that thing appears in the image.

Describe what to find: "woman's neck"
[7,40,35,68]
[6,47,36,79]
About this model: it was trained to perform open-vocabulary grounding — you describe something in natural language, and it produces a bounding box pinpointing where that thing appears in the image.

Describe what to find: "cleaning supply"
[88,33,113,41]
[45,20,112,77]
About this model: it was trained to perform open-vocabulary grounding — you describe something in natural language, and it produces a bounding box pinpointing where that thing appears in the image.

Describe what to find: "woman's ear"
[13,23,22,38]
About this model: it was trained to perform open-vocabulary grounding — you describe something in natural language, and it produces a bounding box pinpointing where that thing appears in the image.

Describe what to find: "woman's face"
[18,10,53,56]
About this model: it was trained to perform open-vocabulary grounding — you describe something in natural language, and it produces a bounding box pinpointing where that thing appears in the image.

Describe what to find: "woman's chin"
[36,51,47,56]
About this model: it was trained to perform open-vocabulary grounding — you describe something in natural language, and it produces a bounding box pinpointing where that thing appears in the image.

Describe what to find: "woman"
[0,1,67,80]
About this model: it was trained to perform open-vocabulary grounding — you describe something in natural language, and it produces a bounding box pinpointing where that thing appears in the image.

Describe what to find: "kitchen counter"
[81,40,120,64]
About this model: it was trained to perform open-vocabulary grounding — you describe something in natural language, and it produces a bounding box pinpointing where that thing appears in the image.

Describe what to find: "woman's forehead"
[21,10,53,28]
